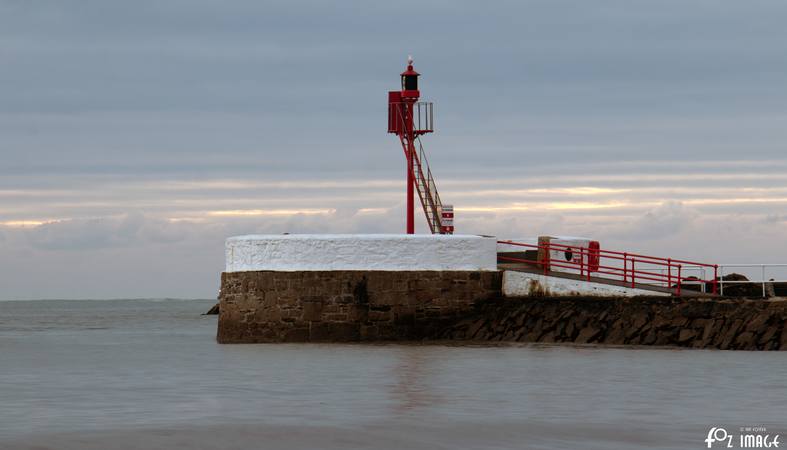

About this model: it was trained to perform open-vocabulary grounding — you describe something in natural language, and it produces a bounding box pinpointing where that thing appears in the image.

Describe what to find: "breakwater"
[435,296,787,350]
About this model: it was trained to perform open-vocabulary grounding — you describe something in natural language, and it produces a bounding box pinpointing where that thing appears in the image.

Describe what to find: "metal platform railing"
[498,240,719,296]
[641,264,787,297]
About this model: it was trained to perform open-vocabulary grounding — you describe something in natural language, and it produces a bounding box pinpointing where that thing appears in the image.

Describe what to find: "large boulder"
[717,273,764,297]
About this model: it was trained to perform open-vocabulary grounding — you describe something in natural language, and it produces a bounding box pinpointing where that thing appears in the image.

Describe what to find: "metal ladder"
[414,136,444,233]
[396,133,445,234]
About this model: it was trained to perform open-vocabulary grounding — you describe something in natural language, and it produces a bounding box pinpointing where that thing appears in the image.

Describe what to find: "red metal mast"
[387,57,452,235]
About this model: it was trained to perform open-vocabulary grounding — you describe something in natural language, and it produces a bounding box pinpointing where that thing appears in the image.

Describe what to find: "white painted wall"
[225,234,498,272]
[502,271,669,297]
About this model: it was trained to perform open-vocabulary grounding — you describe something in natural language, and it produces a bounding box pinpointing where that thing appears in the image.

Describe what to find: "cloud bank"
[1,1,786,299]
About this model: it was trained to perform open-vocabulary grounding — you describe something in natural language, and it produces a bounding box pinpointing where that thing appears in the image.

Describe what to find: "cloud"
[23,213,188,250]
[613,202,698,241]
[764,214,787,224]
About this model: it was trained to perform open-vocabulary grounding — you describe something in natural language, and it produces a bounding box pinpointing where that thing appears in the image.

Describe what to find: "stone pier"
[216,234,787,350]
[217,234,500,343]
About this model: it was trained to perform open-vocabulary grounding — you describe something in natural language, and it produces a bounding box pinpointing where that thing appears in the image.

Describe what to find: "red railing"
[497,240,719,296]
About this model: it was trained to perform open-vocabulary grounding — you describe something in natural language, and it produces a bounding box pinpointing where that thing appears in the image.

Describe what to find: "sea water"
[1,299,786,449]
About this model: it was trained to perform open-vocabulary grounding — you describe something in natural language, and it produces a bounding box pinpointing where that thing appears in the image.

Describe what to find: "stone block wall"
[218,270,503,343]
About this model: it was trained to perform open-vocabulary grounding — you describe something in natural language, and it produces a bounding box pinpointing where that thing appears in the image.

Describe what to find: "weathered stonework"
[217,270,503,343]
[217,269,787,350]
[435,296,787,350]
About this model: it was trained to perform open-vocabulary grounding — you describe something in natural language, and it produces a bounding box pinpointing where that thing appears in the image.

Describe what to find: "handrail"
[388,101,433,134]
[498,240,719,296]
[718,264,787,297]
[415,135,443,222]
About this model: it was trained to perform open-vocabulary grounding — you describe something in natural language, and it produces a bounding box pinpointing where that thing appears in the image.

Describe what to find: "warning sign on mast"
[441,205,454,234]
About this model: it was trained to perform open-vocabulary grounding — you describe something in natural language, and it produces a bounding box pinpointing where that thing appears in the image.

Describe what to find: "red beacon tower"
[388,56,453,234]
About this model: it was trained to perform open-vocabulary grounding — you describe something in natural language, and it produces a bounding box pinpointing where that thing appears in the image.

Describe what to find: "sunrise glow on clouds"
[2,164,786,232]
[3,159,787,226]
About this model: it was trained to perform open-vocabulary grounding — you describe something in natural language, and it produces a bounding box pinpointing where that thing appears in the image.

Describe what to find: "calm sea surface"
[1,298,786,450]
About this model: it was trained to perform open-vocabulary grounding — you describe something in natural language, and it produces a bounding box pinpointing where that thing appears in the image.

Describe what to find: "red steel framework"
[384,57,720,296]
[388,57,451,234]
[498,240,719,296]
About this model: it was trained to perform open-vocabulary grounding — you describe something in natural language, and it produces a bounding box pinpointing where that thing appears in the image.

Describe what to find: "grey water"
[1,299,786,450]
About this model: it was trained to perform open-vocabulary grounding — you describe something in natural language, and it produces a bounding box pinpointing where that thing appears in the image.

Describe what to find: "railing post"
[623,252,628,283]
[719,265,724,296]
[713,265,718,295]
[677,264,682,297]
[762,265,767,298]
[631,259,636,288]
[667,258,672,290]
[543,242,549,275]
[586,248,591,281]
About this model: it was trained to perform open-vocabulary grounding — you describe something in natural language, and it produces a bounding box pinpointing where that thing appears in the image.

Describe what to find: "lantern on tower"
[400,57,419,93]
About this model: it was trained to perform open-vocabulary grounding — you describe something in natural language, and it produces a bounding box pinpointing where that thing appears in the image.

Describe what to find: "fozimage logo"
[705,426,780,448]
[706,428,734,448]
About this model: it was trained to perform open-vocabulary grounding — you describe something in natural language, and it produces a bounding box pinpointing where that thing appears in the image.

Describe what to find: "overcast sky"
[1,0,786,299]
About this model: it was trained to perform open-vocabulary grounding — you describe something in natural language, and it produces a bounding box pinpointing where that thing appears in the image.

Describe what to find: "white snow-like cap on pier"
[225,234,498,272]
